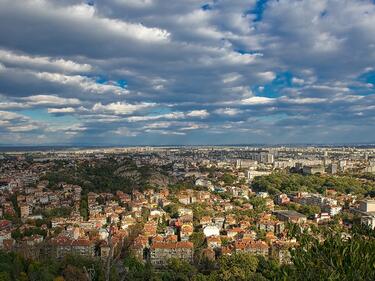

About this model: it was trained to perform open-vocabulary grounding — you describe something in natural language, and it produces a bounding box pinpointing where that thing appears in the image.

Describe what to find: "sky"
[0,0,375,145]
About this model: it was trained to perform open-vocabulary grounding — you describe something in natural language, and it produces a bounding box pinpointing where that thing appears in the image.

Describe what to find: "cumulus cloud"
[241,96,274,105]
[186,110,210,118]
[35,72,130,96]
[23,95,81,106]
[92,101,155,115]
[47,107,76,114]
[0,49,92,73]
[215,108,242,116]
[0,0,375,144]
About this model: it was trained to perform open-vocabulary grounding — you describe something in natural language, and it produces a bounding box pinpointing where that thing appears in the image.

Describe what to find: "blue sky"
[0,0,374,145]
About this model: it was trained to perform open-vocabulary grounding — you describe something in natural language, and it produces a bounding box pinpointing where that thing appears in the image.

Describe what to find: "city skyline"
[1,0,375,145]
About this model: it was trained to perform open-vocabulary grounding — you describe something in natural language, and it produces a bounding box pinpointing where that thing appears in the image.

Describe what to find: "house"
[361,215,375,230]
[195,179,213,189]
[265,198,275,211]
[221,245,234,256]
[200,216,212,226]
[203,225,220,237]
[47,236,95,259]
[197,191,211,201]
[275,194,290,205]
[273,210,307,224]
[143,221,157,237]
[150,241,194,267]
[358,199,375,212]
[206,236,221,249]
[227,228,244,239]
[256,220,285,235]
[270,241,296,264]
[178,207,193,217]
[158,198,171,208]
[234,239,269,257]
[212,217,225,229]
[0,230,12,249]
[20,204,32,218]
[0,220,11,231]
[121,216,136,230]
[180,224,193,241]
[322,205,342,216]
[177,191,196,205]
[132,235,149,261]
[224,215,236,228]
[239,220,251,230]
[312,213,331,224]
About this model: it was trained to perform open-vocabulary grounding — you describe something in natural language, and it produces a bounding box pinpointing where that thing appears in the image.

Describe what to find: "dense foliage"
[284,233,375,280]
[0,253,105,281]
[41,158,174,195]
[252,172,375,196]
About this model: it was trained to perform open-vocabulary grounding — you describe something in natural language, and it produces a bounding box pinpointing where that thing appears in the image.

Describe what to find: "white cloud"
[0,49,92,73]
[47,107,76,113]
[22,1,169,43]
[126,112,185,122]
[145,129,186,136]
[280,97,327,104]
[92,101,155,115]
[23,95,81,106]
[7,124,39,132]
[45,123,86,133]
[215,108,241,116]
[35,72,130,95]
[222,73,241,84]
[257,72,276,82]
[114,0,154,8]
[114,127,139,136]
[179,123,209,130]
[292,77,305,85]
[0,101,28,110]
[186,110,209,118]
[143,121,172,129]
[241,96,274,105]
[0,110,28,121]
[1,0,375,144]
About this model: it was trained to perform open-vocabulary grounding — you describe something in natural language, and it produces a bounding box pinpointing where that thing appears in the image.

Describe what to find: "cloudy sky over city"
[0,0,375,145]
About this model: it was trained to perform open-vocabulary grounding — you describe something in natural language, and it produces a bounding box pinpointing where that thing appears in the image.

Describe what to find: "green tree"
[221,173,236,185]
[284,233,375,281]
[211,253,259,281]
[0,272,11,281]
[161,258,197,281]
[163,204,179,219]
[80,195,89,221]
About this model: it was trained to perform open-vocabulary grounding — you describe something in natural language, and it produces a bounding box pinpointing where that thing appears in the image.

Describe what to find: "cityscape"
[1,0,375,280]
[0,145,374,280]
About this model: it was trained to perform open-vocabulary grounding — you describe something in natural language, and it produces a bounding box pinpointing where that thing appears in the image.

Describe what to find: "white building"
[361,215,375,230]
[247,170,271,181]
[203,225,220,237]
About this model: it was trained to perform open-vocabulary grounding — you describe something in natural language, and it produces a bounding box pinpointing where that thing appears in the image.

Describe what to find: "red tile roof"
[151,241,193,249]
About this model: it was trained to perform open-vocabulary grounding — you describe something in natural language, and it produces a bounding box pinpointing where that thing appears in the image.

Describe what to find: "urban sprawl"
[0,146,374,280]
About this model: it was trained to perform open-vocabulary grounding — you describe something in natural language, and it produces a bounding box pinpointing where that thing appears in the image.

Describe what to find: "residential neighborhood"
[0,146,374,274]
